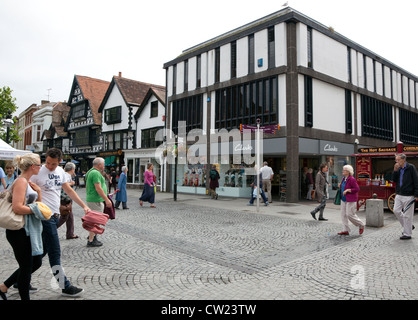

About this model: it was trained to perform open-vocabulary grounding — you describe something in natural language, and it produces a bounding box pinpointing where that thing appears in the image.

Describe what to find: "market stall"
[354,142,418,212]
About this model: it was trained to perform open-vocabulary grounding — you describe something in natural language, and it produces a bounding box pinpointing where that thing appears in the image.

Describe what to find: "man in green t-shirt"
[85,157,112,247]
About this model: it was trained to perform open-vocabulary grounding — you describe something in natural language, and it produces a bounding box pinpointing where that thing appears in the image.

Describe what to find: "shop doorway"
[300,157,320,200]
[262,157,286,202]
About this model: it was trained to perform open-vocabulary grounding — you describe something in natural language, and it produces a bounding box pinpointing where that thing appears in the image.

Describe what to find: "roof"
[98,75,165,112]
[74,75,110,125]
[134,86,167,120]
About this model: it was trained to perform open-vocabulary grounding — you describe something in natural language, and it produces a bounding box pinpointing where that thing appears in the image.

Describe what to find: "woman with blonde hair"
[0,153,43,300]
[338,165,365,236]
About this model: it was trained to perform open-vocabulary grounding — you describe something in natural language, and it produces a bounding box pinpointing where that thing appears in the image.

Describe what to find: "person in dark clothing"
[209,165,220,200]
[392,154,418,240]
[109,168,117,193]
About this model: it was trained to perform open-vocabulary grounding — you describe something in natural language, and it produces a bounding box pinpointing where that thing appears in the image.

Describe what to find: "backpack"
[210,170,218,180]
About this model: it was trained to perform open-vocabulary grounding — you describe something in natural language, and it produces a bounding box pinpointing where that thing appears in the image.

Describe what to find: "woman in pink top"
[139,163,155,208]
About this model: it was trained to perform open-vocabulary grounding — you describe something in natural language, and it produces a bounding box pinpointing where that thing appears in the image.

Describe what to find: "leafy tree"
[0,86,20,143]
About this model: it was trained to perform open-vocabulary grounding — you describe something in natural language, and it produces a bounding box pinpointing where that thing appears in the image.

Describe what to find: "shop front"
[354,143,418,211]
[299,139,355,200]
[124,148,163,190]
[172,137,287,198]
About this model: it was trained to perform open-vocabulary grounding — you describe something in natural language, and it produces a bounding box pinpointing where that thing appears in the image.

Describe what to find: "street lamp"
[3,110,14,144]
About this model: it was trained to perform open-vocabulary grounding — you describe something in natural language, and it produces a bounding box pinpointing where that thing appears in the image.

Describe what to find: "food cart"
[354,142,418,212]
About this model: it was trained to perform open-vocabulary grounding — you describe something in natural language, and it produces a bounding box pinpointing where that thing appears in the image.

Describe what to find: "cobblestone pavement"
[1,188,417,301]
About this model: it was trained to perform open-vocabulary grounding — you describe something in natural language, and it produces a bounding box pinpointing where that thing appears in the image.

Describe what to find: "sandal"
[150,205,156,208]
[67,235,79,240]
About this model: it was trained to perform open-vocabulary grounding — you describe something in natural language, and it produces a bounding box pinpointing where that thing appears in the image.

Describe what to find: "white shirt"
[30,165,71,214]
[260,165,274,180]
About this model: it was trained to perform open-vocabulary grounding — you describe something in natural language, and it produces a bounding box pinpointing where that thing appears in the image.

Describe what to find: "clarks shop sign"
[320,140,354,156]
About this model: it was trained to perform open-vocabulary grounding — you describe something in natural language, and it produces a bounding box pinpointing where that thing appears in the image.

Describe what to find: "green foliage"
[0,86,20,143]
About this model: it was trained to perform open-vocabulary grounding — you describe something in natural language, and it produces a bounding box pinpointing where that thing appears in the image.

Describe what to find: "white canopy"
[0,138,32,160]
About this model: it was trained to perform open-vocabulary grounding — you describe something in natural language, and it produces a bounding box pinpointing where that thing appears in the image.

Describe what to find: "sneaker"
[264,202,269,206]
[61,285,84,297]
[87,237,103,247]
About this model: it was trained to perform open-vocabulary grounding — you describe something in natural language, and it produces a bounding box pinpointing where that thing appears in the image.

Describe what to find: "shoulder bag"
[0,183,25,230]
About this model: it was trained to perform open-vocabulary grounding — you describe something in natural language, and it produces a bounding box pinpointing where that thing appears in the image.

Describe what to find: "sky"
[1,0,417,117]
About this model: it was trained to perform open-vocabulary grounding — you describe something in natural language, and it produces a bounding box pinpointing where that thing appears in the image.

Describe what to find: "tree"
[0,86,20,144]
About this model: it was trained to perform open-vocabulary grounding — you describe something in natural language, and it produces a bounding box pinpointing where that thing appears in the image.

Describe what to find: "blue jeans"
[42,215,71,289]
[249,188,268,204]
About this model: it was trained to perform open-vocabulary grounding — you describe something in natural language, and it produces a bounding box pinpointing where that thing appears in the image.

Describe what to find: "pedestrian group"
[0,150,417,301]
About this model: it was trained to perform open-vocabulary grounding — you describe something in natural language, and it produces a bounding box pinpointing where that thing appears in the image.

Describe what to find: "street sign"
[240,124,279,134]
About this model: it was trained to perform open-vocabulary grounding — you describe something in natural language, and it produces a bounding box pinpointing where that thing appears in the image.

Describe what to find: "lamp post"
[4,110,13,144]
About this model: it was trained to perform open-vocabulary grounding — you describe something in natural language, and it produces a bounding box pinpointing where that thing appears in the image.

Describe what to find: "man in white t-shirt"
[30,148,90,297]
[260,161,274,203]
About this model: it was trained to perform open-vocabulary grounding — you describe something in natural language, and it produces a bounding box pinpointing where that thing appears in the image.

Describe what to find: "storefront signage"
[234,143,253,152]
[403,146,418,152]
[319,140,354,156]
[323,144,338,153]
[357,147,397,154]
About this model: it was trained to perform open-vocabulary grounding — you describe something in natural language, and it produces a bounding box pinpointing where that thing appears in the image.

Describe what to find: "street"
[1,188,417,301]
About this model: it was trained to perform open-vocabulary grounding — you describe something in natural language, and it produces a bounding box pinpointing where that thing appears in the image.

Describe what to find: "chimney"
[118,72,122,78]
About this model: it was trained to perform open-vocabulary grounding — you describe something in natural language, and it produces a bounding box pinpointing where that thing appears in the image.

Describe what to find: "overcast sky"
[1,0,417,117]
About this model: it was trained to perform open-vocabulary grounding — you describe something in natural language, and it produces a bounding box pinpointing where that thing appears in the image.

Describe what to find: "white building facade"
[163,7,418,202]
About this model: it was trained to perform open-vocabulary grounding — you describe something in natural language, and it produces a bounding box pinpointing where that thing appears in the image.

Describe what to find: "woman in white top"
[0,153,42,300]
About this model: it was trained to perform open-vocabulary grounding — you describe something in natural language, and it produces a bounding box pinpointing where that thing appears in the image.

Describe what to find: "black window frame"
[345,90,353,134]
[215,47,221,83]
[304,76,313,128]
[231,41,237,79]
[215,76,278,130]
[72,103,87,120]
[307,27,313,69]
[361,95,393,141]
[105,106,122,124]
[248,34,255,74]
[268,26,275,69]
[150,101,159,118]
[172,94,203,135]
[73,127,90,147]
[400,109,418,144]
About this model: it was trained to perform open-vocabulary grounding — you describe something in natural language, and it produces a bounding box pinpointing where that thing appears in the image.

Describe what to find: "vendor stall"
[354,142,418,212]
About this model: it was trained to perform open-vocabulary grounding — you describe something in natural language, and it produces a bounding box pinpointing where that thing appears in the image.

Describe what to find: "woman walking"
[0,153,43,300]
[139,163,156,208]
[338,165,365,235]
[115,166,128,209]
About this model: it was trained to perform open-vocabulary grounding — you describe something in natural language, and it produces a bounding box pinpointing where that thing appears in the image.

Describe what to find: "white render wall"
[136,95,165,148]
[101,87,138,133]
[298,75,346,134]
[311,29,348,83]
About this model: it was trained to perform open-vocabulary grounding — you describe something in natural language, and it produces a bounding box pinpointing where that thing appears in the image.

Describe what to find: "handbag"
[0,190,24,230]
[334,188,341,205]
[81,210,109,235]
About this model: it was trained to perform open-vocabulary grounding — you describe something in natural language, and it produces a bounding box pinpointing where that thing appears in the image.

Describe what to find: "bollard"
[366,199,384,228]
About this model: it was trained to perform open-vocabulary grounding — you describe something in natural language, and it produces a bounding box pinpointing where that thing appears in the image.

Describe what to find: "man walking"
[260,161,274,203]
[30,148,89,297]
[85,157,112,247]
[392,154,418,240]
